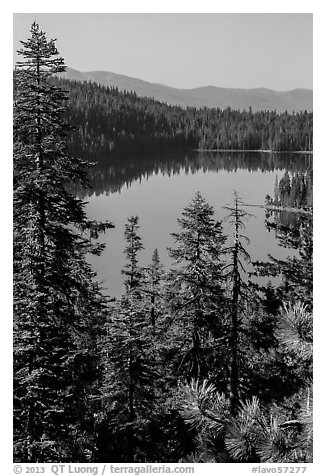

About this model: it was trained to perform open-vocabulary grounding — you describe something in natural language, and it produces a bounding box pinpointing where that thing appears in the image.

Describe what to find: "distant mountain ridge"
[62,67,313,114]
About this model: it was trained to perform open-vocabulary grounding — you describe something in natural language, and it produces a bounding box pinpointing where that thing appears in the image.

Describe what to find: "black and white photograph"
[11,8,314,469]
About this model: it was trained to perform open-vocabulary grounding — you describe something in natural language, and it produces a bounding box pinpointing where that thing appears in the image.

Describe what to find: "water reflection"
[75,151,312,297]
[71,150,312,199]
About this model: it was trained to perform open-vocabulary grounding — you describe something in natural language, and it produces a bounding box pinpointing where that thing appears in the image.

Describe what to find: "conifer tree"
[223,192,253,412]
[254,217,312,311]
[167,191,227,381]
[142,249,165,333]
[13,22,112,462]
[101,217,159,462]
[122,216,144,294]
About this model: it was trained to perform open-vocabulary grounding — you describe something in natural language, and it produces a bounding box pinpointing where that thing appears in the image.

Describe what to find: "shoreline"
[243,204,313,215]
[196,148,313,154]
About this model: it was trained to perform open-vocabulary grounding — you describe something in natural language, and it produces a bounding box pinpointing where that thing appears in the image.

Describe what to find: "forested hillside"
[62,67,313,113]
[53,78,313,157]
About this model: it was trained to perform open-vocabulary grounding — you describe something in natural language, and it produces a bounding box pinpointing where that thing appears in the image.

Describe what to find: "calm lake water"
[79,150,312,297]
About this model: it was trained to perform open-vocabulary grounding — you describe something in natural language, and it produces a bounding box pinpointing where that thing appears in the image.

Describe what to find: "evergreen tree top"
[16,22,65,75]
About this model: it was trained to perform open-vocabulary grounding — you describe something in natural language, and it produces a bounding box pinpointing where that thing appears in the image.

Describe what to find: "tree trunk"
[230,200,239,414]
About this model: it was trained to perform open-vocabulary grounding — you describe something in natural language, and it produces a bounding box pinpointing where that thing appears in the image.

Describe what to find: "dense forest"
[14,24,313,464]
[52,77,313,157]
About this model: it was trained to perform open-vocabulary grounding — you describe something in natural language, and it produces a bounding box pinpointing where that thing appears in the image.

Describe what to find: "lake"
[77,150,312,298]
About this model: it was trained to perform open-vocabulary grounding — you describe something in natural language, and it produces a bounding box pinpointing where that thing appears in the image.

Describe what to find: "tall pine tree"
[13,22,112,462]
[166,191,227,381]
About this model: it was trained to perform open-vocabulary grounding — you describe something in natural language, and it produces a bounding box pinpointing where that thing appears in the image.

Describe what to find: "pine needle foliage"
[276,302,313,363]
[180,365,312,462]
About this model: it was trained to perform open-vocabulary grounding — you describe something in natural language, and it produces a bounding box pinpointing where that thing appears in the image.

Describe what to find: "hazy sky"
[13,13,312,91]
